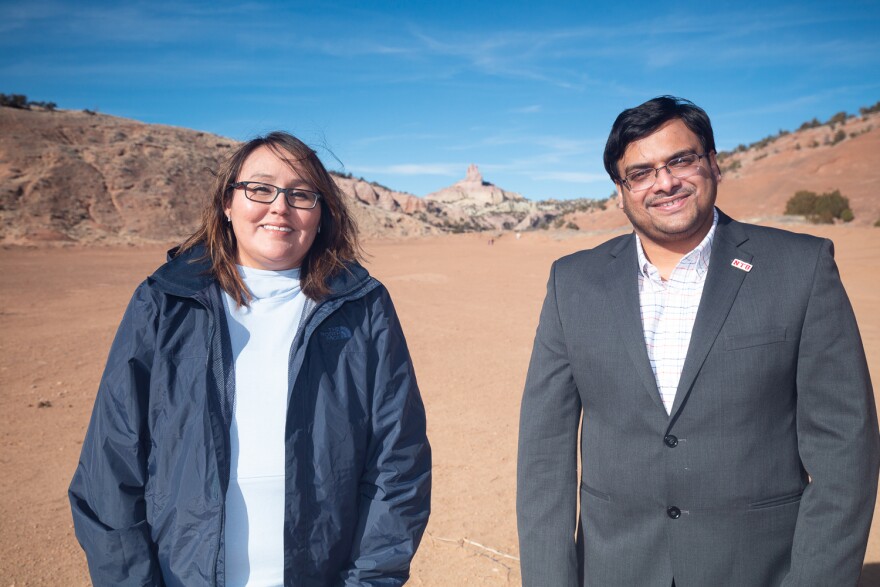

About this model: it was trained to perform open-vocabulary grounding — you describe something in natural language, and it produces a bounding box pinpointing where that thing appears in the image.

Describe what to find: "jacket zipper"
[194,289,227,587]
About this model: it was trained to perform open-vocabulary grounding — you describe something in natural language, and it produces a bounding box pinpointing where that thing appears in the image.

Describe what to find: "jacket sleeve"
[341,286,432,586]
[781,239,880,586]
[68,283,163,587]
[516,261,582,587]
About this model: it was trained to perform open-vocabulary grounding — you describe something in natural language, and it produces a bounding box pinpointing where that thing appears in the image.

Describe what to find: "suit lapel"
[669,213,751,419]
[604,234,666,411]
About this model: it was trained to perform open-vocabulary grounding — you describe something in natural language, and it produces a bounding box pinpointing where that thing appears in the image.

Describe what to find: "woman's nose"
[270,191,292,213]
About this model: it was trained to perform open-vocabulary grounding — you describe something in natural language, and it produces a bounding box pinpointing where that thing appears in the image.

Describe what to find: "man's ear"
[708,151,722,183]
[616,183,625,209]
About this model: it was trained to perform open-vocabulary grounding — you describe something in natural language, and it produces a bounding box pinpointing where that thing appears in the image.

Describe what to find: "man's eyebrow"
[623,148,698,174]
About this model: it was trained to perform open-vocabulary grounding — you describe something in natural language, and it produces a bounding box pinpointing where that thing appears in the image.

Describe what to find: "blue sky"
[2,0,879,200]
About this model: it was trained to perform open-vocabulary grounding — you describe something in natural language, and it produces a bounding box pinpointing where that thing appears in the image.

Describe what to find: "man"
[517,96,879,586]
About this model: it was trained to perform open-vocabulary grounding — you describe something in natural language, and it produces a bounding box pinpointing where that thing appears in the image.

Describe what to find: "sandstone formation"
[423,164,598,232]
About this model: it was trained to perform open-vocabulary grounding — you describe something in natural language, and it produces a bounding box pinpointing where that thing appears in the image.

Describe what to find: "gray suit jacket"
[517,211,879,587]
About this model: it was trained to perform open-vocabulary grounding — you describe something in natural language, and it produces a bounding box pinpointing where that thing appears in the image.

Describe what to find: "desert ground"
[1,221,879,586]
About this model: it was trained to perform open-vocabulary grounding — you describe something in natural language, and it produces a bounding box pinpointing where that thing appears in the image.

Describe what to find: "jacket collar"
[147,243,372,301]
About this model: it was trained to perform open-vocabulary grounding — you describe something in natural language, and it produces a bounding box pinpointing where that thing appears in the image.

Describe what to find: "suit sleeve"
[782,239,880,586]
[341,287,431,586]
[68,284,163,587]
[517,261,583,587]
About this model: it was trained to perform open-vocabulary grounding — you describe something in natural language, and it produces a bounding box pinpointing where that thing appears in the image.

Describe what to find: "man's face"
[615,118,721,253]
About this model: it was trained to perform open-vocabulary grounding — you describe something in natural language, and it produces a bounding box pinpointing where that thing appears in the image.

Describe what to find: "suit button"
[667,506,681,519]
[664,434,678,448]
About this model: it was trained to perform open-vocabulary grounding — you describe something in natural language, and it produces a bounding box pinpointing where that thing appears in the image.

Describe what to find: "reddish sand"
[1,220,879,585]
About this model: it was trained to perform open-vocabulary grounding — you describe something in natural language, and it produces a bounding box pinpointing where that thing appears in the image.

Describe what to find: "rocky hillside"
[0,107,442,244]
[713,111,880,226]
[566,106,880,231]
[2,102,878,244]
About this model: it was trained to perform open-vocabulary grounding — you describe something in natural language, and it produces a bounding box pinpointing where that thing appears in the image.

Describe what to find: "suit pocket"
[722,327,787,350]
[580,481,611,502]
[748,491,803,510]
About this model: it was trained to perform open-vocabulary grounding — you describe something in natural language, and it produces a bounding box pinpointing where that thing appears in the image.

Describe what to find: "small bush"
[874,218,880,227]
[799,118,822,131]
[785,191,818,216]
[0,93,29,108]
[831,129,847,145]
[827,111,848,126]
[859,101,880,116]
[0,94,57,111]
[566,221,579,230]
[785,189,853,224]
[722,160,741,173]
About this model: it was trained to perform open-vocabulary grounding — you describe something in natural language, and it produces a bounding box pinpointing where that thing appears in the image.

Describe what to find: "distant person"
[69,131,431,586]
[517,96,879,586]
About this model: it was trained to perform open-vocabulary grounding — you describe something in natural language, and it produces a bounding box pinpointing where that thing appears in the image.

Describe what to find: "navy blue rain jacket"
[69,246,431,586]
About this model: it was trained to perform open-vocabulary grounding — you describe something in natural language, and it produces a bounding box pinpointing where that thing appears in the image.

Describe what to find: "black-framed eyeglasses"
[230,181,322,209]
[621,153,707,192]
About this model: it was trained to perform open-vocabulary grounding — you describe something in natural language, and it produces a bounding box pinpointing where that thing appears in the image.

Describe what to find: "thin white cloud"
[532,171,608,184]
[510,105,542,114]
[350,164,462,176]
[352,133,450,147]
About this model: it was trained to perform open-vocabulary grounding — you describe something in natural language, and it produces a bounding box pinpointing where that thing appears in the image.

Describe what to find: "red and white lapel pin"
[731,258,753,272]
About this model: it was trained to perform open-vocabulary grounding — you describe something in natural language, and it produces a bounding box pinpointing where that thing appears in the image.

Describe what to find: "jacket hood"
[148,243,372,300]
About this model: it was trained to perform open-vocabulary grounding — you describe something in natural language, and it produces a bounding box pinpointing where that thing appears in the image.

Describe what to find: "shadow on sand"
[860,563,880,586]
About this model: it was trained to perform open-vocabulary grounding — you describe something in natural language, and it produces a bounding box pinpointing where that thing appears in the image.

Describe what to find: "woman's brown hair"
[179,131,362,305]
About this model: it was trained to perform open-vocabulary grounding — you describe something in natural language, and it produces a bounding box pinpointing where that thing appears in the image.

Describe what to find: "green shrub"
[859,101,880,116]
[722,160,741,173]
[874,218,880,227]
[785,191,818,216]
[831,129,847,145]
[0,93,29,108]
[827,111,848,126]
[785,189,853,223]
[0,94,57,110]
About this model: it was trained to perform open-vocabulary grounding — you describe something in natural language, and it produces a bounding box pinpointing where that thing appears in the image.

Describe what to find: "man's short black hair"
[603,96,716,183]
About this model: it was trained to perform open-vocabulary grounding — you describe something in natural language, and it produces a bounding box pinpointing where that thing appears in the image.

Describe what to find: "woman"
[69,132,431,586]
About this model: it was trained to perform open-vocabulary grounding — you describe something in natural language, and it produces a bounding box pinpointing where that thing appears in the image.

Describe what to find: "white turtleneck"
[221,265,306,587]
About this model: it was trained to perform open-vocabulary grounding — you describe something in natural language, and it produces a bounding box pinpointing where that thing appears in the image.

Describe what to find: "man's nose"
[653,165,680,191]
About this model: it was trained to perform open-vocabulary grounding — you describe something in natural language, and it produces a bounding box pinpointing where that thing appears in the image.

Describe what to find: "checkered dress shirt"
[636,209,718,414]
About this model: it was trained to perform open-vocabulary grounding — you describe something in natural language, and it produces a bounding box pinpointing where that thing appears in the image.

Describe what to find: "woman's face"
[224,145,322,271]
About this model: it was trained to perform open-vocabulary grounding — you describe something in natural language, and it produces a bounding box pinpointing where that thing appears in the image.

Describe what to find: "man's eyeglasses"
[621,153,707,192]
[230,182,322,209]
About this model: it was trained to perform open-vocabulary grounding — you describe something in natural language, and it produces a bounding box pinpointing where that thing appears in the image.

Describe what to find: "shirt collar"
[635,208,719,279]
